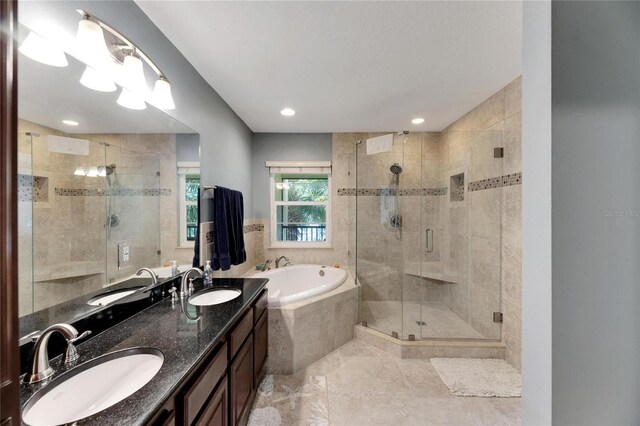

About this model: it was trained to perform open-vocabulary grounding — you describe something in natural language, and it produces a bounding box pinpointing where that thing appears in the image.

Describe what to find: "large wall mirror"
[17,4,199,338]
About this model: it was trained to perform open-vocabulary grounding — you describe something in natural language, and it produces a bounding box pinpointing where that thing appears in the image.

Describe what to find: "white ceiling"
[137,1,522,133]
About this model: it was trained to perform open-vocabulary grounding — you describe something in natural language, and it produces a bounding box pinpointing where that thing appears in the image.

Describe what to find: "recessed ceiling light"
[411,117,425,124]
[280,107,295,117]
[62,120,79,126]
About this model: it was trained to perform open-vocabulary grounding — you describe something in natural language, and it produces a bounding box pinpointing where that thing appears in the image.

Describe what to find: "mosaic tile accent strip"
[468,172,522,192]
[243,223,264,233]
[18,174,48,202]
[55,188,171,197]
[337,188,447,196]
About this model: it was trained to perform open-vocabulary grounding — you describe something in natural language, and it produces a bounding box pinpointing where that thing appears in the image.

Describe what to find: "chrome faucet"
[261,259,273,271]
[275,256,290,268]
[180,267,203,298]
[24,323,91,384]
[136,267,159,287]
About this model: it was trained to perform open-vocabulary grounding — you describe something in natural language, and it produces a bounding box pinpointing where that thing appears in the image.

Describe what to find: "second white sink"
[189,289,242,306]
[22,347,163,426]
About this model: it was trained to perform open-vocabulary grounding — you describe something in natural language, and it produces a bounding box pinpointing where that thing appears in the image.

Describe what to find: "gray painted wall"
[252,133,332,218]
[522,1,552,424]
[176,134,200,162]
[19,1,254,215]
[552,1,640,424]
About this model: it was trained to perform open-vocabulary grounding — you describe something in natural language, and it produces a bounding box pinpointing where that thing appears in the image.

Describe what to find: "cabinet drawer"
[254,310,268,382]
[230,334,254,426]
[195,377,228,426]
[253,290,268,324]
[184,342,228,425]
[230,309,253,359]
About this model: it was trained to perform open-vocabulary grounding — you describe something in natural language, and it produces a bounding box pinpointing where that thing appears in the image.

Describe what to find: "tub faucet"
[275,256,290,268]
[24,323,91,384]
[136,267,159,288]
[180,267,203,298]
[261,259,272,271]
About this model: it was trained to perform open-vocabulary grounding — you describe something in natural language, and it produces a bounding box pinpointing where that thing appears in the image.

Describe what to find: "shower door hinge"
[494,147,504,158]
[493,312,503,323]
[156,171,161,176]
[157,250,162,255]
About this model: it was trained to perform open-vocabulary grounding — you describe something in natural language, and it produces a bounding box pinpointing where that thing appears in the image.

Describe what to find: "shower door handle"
[426,228,433,253]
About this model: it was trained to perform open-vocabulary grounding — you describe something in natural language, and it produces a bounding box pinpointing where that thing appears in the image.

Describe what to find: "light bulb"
[97,167,107,177]
[73,167,86,176]
[74,17,112,71]
[80,65,116,92]
[152,78,175,110]
[87,167,99,177]
[19,31,68,67]
[280,108,295,116]
[122,54,147,94]
[117,88,146,110]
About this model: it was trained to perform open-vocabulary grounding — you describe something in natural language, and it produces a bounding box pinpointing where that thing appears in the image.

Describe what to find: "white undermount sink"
[189,288,242,306]
[22,348,163,426]
[87,287,143,306]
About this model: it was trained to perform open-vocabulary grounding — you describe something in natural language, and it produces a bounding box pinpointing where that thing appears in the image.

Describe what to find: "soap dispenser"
[203,260,213,287]
[170,260,179,277]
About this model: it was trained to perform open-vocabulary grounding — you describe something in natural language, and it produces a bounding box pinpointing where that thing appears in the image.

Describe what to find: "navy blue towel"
[192,186,202,267]
[212,186,246,271]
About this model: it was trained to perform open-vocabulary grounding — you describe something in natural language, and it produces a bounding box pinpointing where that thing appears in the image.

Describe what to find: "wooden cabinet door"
[229,335,254,426]
[195,377,228,426]
[254,310,268,385]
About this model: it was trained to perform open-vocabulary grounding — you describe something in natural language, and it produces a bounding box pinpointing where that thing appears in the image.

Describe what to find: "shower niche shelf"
[450,173,464,202]
[404,261,457,284]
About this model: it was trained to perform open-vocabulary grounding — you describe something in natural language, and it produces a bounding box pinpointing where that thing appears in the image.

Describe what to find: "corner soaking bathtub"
[252,264,347,307]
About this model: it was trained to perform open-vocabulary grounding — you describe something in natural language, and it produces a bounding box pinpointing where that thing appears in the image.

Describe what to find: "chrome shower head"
[390,163,403,175]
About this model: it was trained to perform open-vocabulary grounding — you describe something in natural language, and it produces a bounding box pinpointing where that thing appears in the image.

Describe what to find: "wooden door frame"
[1,0,20,423]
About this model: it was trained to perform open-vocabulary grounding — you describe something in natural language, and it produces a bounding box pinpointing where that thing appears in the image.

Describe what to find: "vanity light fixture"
[74,10,175,110]
[411,117,425,124]
[19,31,69,67]
[62,120,79,126]
[280,108,295,117]
[86,167,99,177]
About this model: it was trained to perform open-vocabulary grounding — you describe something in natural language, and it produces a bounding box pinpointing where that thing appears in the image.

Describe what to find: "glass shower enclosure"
[355,130,503,341]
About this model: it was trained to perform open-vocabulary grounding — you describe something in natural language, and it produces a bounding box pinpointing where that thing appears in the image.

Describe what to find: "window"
[268,161,331,248]
[178,162,200,247]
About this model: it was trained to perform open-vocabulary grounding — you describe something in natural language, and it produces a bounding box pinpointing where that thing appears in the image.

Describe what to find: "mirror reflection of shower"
[102,164,120,238]
[390,161,403,240]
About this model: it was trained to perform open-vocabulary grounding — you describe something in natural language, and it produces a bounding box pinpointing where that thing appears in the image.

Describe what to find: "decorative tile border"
[55,188,171,196]
[468,172,522,192]
[18,174,48,202]
[337,188,448,197]
[243,223,264,233]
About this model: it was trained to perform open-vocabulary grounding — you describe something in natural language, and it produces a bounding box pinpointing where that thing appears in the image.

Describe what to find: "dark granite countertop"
[19,277,268,426]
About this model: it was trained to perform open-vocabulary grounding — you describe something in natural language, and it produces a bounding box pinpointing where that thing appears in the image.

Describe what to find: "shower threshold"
[354,325,506,359]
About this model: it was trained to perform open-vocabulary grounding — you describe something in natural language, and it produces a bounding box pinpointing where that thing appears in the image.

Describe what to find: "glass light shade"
[122,55,147,94]
[87,167,99,177]
[19,31,68,67]
[97,167,107,177]
[75,18,112,70]
[152,78,175,110]
[117,88,146,110]
[73,167,86,176]
[80,65,116,92]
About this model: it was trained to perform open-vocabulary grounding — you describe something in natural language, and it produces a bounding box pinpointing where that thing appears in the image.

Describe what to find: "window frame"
[268,162,332,249]
[177,161,200,248]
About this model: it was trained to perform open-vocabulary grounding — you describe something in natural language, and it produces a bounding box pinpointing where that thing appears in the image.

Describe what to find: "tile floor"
[249,339,521,425]
[360,301,484,340]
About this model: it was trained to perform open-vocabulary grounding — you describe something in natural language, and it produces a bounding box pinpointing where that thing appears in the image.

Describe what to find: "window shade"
[265,161,332,175]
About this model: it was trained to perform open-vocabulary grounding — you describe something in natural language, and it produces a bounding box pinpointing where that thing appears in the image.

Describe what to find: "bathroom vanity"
[19,278,268,426]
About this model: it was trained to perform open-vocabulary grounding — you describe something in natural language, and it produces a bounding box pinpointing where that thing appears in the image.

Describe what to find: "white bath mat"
[430,358,521,398]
